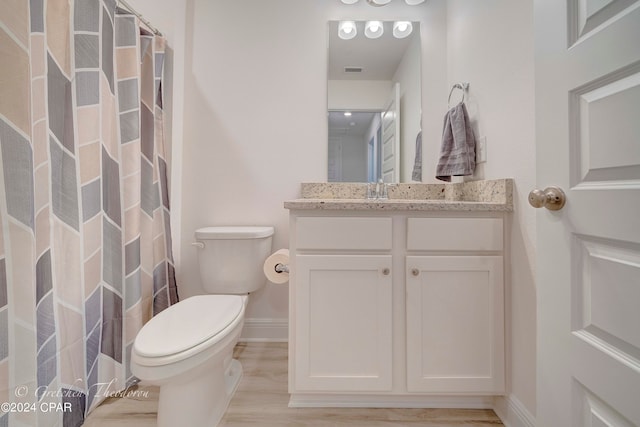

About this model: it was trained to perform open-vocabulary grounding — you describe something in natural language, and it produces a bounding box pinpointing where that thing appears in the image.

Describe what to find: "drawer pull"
[382,268,390,276]
[411,268,420,277]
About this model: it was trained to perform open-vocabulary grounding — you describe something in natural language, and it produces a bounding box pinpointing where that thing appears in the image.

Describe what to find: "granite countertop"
[284,179,513,212]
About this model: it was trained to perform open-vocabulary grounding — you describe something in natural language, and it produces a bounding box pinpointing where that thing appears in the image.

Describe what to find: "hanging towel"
[436,102,476,182]
[411,130,422,181]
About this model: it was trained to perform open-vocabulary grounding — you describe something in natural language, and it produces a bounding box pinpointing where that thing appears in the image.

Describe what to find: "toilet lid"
[134,295,244,358]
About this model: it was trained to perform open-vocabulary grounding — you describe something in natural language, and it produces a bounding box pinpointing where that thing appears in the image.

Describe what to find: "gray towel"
[411,131,422,181]
[436,102,476,182]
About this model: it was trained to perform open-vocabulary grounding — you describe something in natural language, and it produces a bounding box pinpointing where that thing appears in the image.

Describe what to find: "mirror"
[327,20,421,183]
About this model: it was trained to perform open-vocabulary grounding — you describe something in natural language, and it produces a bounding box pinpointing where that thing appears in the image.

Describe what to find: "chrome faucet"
[367,179,388,200]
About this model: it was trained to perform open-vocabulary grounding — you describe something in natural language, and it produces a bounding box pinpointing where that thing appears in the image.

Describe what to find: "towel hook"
[448,82,469,108]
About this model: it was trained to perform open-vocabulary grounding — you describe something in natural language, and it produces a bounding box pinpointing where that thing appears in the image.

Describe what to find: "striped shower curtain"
[0,0,178,425]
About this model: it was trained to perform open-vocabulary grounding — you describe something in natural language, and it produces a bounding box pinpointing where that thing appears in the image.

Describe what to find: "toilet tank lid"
[195,226,274,240]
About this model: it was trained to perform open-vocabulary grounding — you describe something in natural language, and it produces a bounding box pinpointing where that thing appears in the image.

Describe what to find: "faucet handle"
[378,181,388,200]
[367,182,377,199]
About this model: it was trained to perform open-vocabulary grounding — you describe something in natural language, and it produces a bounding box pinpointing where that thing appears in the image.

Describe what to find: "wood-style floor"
[84,342,504,426]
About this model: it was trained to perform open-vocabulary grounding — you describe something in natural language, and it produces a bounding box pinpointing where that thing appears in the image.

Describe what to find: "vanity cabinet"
[288,211,507,406]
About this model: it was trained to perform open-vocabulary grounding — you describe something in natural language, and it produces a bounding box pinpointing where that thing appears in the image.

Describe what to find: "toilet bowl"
[131,295,246,427]
[130,226,274,427]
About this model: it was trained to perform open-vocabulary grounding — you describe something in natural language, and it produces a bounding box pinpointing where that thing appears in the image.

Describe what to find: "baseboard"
[289,394,495,409]
[239,318,288,342]
[493,395,536,427]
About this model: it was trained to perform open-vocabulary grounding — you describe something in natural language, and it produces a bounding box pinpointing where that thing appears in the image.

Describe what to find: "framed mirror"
[327,20,421,183]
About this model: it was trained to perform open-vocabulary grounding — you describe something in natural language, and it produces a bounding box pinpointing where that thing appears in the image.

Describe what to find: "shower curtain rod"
[117,0,163,36]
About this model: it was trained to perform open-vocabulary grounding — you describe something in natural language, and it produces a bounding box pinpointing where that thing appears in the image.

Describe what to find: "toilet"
[130,226,274,427]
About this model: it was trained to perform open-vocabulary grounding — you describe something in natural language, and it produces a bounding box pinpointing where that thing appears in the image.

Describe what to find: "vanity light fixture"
[367,0,392,5]
[392,21,413,38]
[337,21,413,40]
[338,20,357,40]
[344,112,352,116]
[364,20,384,39]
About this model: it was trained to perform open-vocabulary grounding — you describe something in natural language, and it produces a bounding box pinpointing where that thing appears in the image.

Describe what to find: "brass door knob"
[528,186,566,211]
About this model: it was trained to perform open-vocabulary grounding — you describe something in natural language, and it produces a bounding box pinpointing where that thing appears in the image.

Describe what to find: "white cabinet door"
[294,254,393,392]
[406,256,504,394]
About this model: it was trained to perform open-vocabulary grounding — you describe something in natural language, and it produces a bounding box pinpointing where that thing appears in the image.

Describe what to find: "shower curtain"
[0,1,178,425]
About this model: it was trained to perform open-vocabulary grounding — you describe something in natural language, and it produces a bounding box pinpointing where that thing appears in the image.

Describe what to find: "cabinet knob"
[411,268,420,277]
[382,268,390,276]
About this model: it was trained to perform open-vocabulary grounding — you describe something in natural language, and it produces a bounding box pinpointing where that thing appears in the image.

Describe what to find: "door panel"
[570,65,640,187]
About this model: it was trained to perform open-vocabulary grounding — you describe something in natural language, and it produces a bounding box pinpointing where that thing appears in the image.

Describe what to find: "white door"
[381,83,400,183]
[406,256,504,394]
[294,254,393,392]
[534,1,640,426]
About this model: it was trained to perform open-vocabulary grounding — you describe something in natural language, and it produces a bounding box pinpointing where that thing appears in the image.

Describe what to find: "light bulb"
[393,21,413,38]
[338,21,357,40]
[365,20,384,39]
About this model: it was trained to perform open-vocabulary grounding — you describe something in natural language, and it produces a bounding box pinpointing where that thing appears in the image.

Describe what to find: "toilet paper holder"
[274,263,289,274]
[264,249,290,284]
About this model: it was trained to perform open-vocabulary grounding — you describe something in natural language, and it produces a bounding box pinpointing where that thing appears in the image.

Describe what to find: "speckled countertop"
[284,179,513,212]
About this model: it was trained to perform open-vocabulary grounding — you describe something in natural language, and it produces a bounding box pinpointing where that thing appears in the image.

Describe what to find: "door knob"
[528,186,566,211]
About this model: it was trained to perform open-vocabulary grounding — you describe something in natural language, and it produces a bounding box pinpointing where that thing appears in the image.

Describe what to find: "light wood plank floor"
[84,342,504,426]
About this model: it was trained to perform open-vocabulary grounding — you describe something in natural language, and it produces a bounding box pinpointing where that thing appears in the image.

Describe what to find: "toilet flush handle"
[191,241,205,249]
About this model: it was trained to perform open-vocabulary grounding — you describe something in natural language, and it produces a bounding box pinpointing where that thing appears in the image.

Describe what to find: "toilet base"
[225,359,243,401]
[155,358,243,427]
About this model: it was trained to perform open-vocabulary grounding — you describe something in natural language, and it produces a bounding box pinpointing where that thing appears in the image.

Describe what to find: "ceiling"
[328,111,378,137]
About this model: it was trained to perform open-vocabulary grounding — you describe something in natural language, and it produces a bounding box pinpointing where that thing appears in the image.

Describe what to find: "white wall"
[446,0,537,419]
[339,134,368,182]
[172,0,447,332]
[328,80,392,110]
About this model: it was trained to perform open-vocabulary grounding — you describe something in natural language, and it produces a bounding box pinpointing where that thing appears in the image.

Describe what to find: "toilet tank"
[194,226,274,294]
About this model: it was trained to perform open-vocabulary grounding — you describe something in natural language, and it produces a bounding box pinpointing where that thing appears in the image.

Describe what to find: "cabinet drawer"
[407,218,503,251]
[296,217,392,250]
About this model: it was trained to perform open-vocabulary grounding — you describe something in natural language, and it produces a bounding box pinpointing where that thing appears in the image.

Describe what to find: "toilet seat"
[133,295,244,362]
